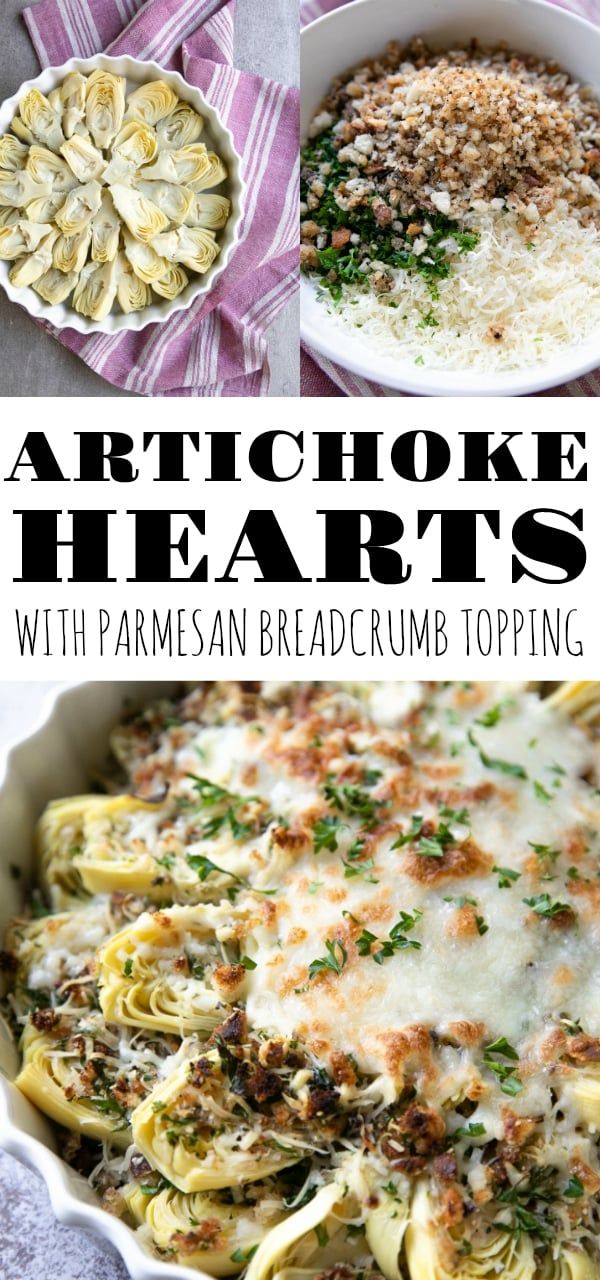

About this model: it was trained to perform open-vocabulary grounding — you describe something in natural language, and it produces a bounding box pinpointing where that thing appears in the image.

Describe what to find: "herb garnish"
[483,1037,523,1096]
[493,865,521,888]
[356,910,422,963]
[523,894,575,921]
[185,773,265,841]
[468,730,527,779]
[323,775,387,828]
[308,938,347,982]
[313,815,344,854]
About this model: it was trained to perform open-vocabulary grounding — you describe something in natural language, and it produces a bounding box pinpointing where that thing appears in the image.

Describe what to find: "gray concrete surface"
[0,0,299,397]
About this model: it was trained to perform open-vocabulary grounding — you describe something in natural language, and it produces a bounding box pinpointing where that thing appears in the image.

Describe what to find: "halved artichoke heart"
[16,1022,132,1148]
[58,71,87,139]
[73,255,119,321]
[18,88,65,152]
[185,193,231,230]
[131,1053,306,1193]
[0,219,54,260]
[9,227,58,286]
[10,115,34,145]
[141,143,212,187]
[156,101,204,150]
[116,252,151,313]
[54,225,92,275]
[152,263,189,301]
[0,169,51,208]
[0,208,20,228]
[0,134,29,170]
[123,228,169,283]
[25,192,66,224]
[60,134,106,184]
[102,121,158,184]
[125,1183,281,1275]
[97,902,234,1035]
[55,179,102,235]
[190,152,228,193]
[91,190,120,263]
[245,1182,350,1280]
[136,179,193,225]
[109,182,169,243]
[26,145,78,193]
[152,225,220,274]
[33,265,79,304]
[85,69,126,149]
[125,79,179,126]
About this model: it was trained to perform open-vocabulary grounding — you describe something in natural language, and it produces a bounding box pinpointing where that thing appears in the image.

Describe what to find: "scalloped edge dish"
[0,681,210,1280]
[0,57,246,335]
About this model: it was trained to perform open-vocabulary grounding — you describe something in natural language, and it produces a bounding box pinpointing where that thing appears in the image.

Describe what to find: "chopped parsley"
[528,842,560,863]
[454,1122,486,1139]
[523,894,575,921]
[493,865,521,888]
[313,815,344,854]
[483,1037,523,1096]
[185,773,264,841]
[356,910,422,963]
[308,938,347,982]
[240,955,257,970]
[468,730,527,779]
[564,1175,584,1199]
[533,780,553,803]
[123,957,133,978]
[323,775,387,828]
[186,853,247,887]
[230,1246,259,1264]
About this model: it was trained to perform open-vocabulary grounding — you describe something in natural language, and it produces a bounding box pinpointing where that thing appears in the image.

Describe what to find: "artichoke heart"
[103,121,158,184]
[156,102,204,150]
[85,69,126,149]
[58,71,87,138]
[156,226,220,274]
[136,179,193,224]
[26,144,78,193]
[16,1023,132,1148]
[405,1181,536,1280]
[123,228,169,283]
[11,115,34,145]
[33,265,79,304]
[73,256,119,322]
[0,219,54,260]
[245,1182,348,1280]
[97,903,232,1035]
[55,179,102,234]
[91,190,120,263]
[60,134,106,184]
[0,134,29,171]
[141,142,210,186]
[53,225,92,276]
[9,227,58,286]
[0,207,21,228]
[116,252,151,313]
[25,192,66,224]
[152,263,189,301]
[126,1184,280,1275]
[131,1054,303,1193]
[109,182,169,243]
[18,88,65,152]
[125,79,179,126]
[189,151,228,192]
[0,169,52,208]
[185,193,231,230]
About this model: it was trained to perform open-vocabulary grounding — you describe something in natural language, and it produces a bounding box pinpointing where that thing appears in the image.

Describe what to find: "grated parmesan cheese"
[327,209,600,372]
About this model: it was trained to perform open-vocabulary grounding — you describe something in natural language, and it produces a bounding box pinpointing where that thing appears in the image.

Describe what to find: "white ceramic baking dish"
[0,681,214,1280]
[0,56,245,335]
[300,0,600,396]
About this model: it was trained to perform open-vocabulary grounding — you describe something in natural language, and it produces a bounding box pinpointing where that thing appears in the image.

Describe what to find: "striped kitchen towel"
[21,0,299,396]
[300,0,600,398]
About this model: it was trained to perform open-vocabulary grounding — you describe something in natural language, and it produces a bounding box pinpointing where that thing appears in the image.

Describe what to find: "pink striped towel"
[300,0,600,398]
[21,0,299,396]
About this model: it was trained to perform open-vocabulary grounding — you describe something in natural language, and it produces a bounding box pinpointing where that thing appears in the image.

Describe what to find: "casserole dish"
[300,0,600,396]
[0,681,204,1280]
[0,57,245,335]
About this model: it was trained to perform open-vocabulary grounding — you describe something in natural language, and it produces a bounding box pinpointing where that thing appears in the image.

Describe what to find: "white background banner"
[0,398,596,679]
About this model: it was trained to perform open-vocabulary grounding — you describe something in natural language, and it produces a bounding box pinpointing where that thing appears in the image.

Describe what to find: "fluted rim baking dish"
[300,0,600,397]
[0,56,246,335]
[0,681,212,1280]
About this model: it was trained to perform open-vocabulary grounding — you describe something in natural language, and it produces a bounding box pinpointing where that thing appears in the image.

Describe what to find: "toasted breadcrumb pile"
[314,38,600,222]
